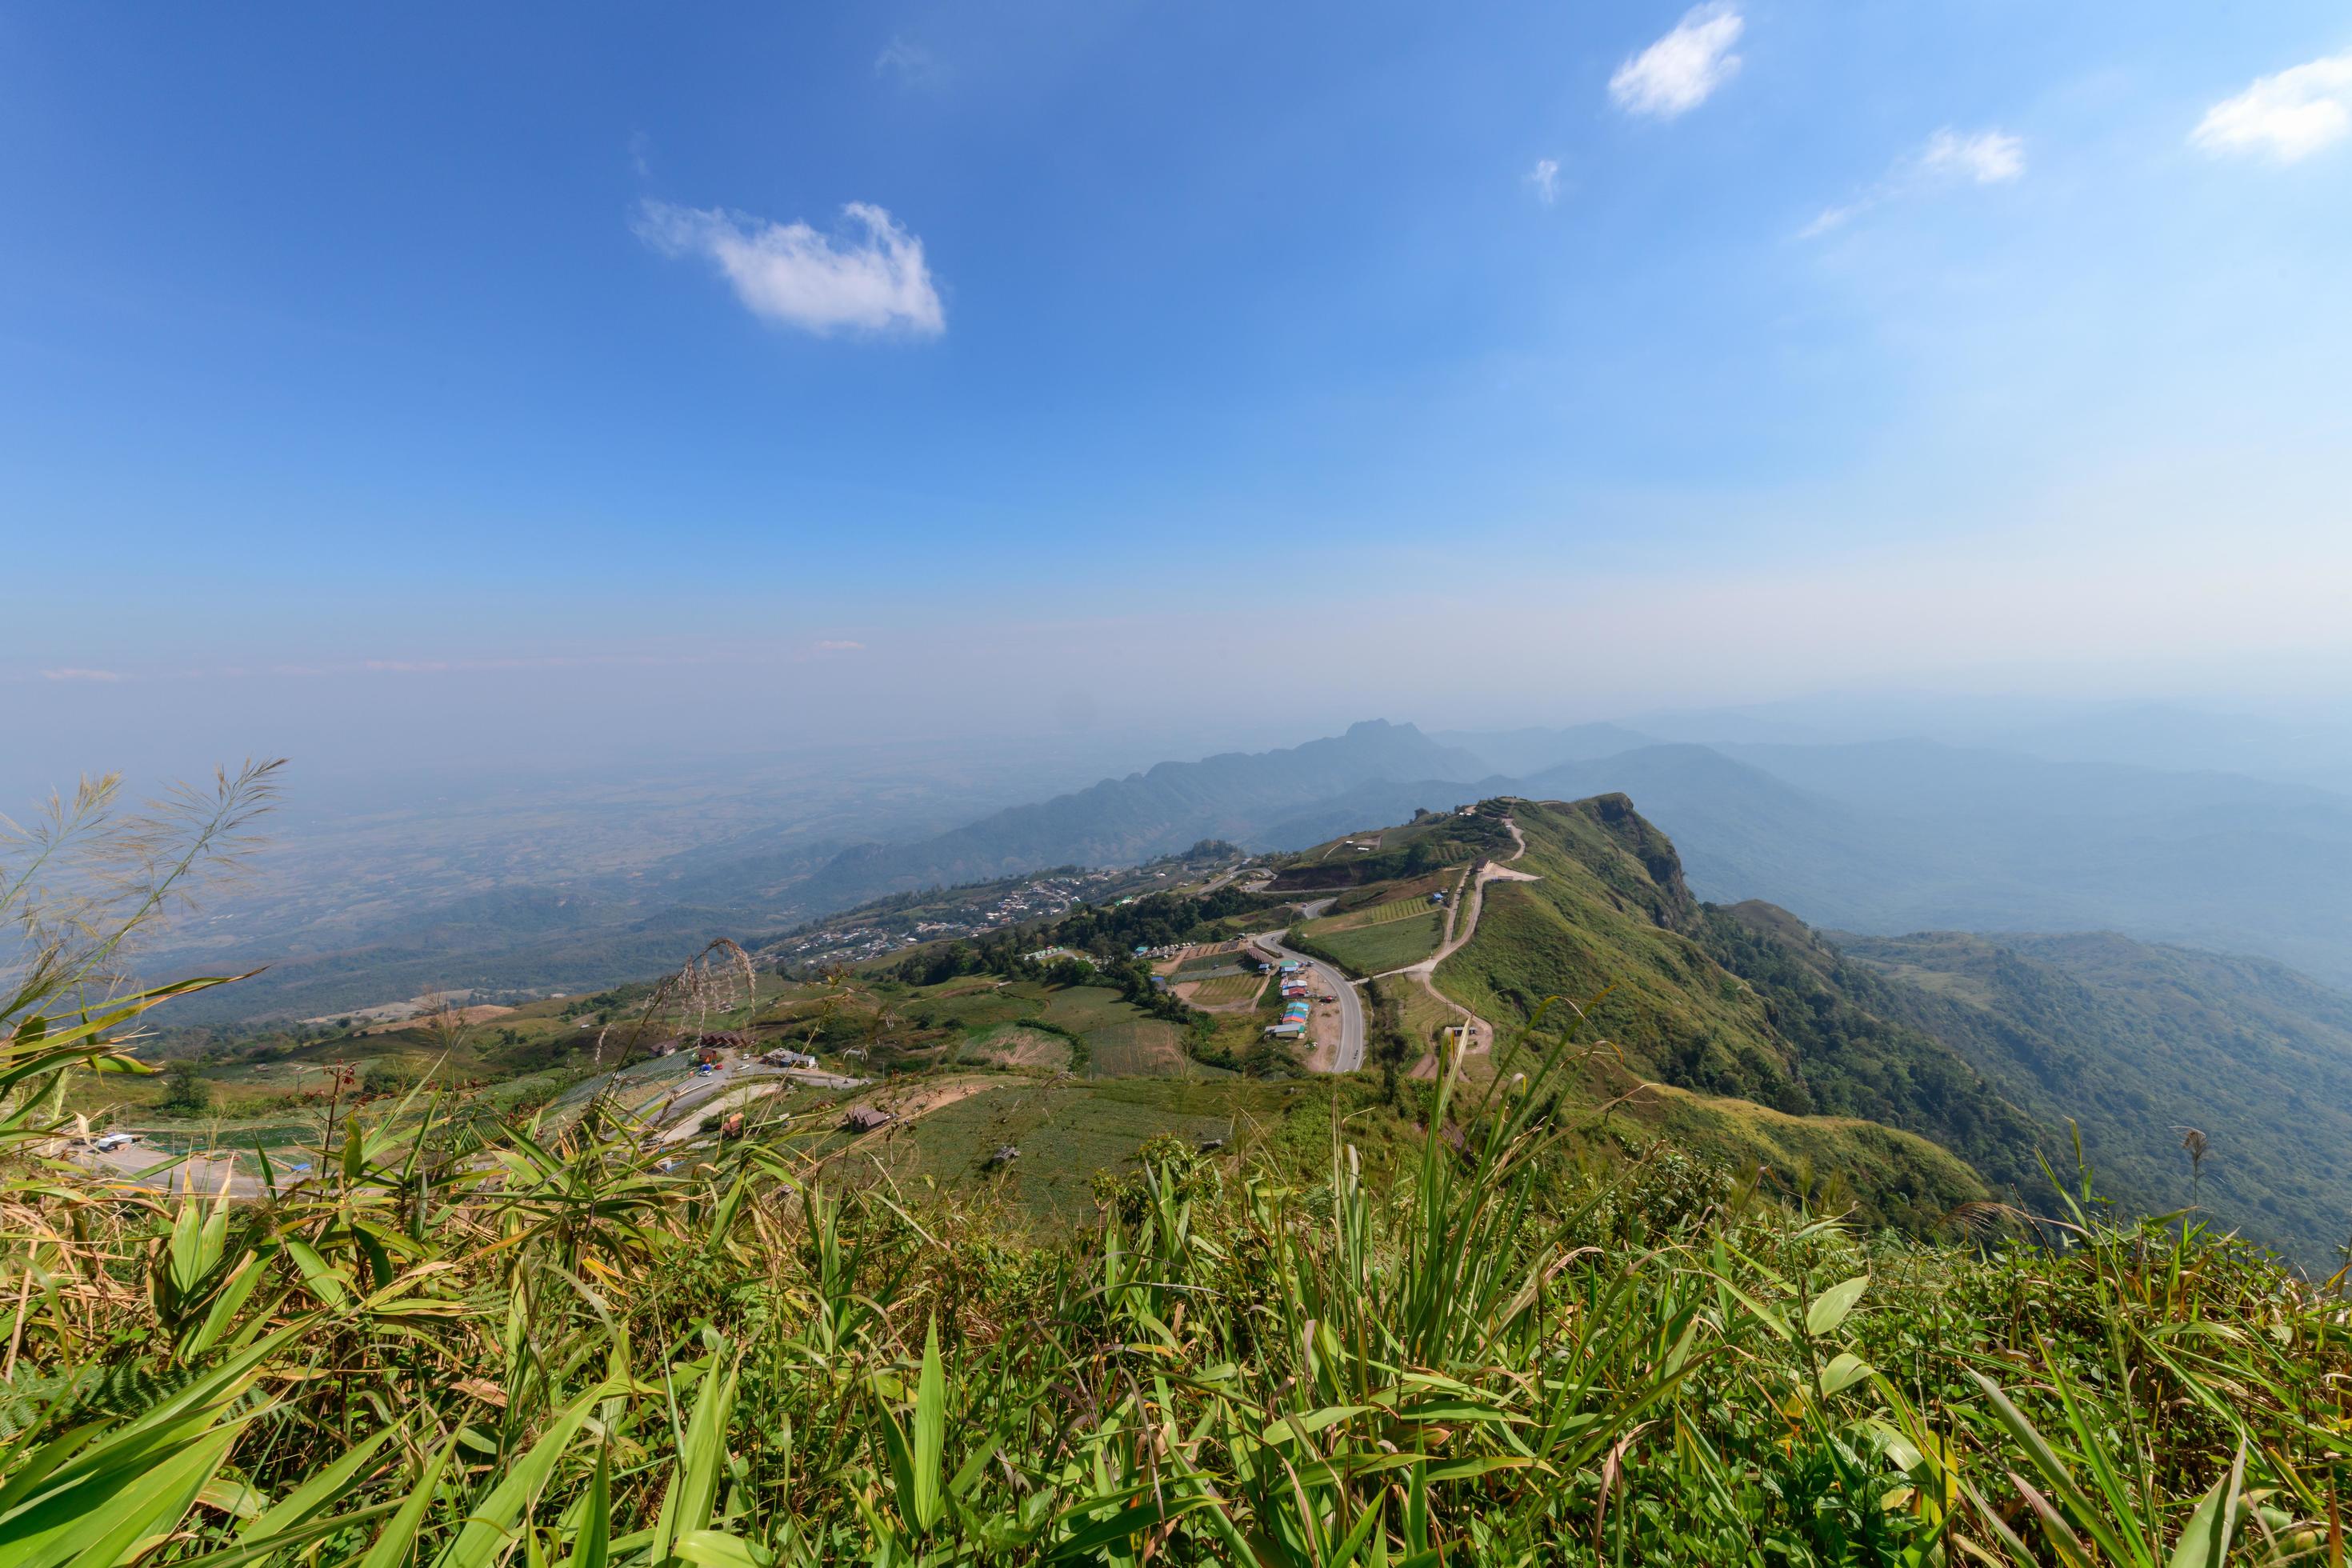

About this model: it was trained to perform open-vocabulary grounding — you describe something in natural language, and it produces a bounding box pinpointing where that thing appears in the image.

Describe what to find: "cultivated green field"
[1182,971,1265,1006]
[1086,1018,1202,1076]
[955,1024,1075,1071]
[862,1078,1244,1224]
[1306,908,1446,975]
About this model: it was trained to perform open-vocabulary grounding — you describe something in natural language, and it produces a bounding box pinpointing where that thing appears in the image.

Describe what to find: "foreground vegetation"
[11,985,2352,1564]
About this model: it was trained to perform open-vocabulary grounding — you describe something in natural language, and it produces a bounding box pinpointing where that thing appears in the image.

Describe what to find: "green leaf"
[356,1438,454,1568]
[2166,1444,2247,1568]
[910,1317,946,1534]
[1818,1352,1876,1397]
[238,1422,402,1542]
[428,1381,616,1568]
[560,1447,609,1568]
[1805,1275,1869,1338]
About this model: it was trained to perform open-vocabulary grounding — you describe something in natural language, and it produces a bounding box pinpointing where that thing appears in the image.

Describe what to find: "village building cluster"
[1266,960,1314,1038]
[763,867,1130,968]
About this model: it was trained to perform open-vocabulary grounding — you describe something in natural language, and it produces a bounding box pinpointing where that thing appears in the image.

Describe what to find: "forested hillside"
[1840,929,2352,1265]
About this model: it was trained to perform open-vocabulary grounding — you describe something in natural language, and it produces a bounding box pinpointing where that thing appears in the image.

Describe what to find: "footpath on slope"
[1378,815,1537,1082]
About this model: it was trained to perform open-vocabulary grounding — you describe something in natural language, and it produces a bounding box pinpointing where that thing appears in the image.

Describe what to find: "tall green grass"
[5,966,2350,1564]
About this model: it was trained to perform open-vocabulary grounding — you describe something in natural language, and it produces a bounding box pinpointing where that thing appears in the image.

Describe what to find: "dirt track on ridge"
[1395,815,1534,1081]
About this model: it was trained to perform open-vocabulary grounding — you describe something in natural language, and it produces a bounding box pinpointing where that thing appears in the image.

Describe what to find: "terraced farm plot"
[1309,910,1446,977]
[1021,985,1222,1077]
[1328,870,1454,917]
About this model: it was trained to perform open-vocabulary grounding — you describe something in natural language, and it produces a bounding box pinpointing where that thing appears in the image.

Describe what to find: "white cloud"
[635,201,946,337]
[2192,51,2352,163]
[1526,158,1561,204]
[1802,126,2025,238]
[1610,3,1743,119]
[43,667,123,682]
[1919,127,2025,185]
[814,639,866,652]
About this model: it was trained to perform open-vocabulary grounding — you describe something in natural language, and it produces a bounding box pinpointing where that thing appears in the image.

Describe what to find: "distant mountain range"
[788,719,1493,909]
[147,713,2352,1022]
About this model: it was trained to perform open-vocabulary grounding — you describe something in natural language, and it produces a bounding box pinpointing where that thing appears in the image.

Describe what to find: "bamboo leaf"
[1804,1275,1869,1338]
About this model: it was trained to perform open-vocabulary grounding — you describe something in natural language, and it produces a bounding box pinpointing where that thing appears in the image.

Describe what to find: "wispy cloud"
[2192,51,2352,163]
[874,34,945,87]
[1802,126,2026,237]
[814,639,866,653]
[1918,128,2025,185]
[1610,3,1743,120]
[1526,158,1562,204]
[42,667,124,682]
[634,201,946,337]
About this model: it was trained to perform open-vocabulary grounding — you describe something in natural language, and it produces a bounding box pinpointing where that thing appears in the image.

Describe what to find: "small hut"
[842,1106,895,1134]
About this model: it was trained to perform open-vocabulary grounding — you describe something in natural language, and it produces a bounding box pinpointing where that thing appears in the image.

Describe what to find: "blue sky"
[5,1,2350,776]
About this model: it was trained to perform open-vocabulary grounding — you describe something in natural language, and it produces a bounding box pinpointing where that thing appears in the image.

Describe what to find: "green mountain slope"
[1837,929,2352,1266]
[1429,794,2065,1228]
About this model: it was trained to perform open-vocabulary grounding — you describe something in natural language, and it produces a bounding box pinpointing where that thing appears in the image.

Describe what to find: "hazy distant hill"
[1429,722,1658,777]
[794,720,1489,909]
[1838,928,2352,1266]
[1707,740,2352,988]
[1277,730,2352,990]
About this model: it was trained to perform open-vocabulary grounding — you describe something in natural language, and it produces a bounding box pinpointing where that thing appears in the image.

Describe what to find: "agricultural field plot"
[1303,896,1438,935]
[1327,870,1454,918]
[1088,1018,1203,1077]
[989,984,1219,1078]
[918,989,1033,1031]
[1035,986,1143,1035]
[1392,979,1461,1054]
[1309,910,1446,977]
[1172,946,1245,976]
[957,1024,1074,1072]
[1179,972,1266,1008]
[863,1080,1244,1225]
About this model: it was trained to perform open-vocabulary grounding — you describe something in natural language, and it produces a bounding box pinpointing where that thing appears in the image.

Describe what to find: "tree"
[158,1058,210,1114]
[362,1061,414,1098]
